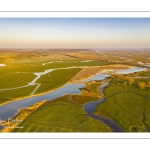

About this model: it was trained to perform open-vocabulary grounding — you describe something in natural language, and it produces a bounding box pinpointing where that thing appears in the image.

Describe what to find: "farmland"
[35,68,81,94]
[0,50,112,105]
[0,85,36,105]
[0,49,150,132]
[68,49,150,66]
[0,73,36,89]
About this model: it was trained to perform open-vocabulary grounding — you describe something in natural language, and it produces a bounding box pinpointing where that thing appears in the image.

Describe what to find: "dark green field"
[139,70,150,77]
[83,82,102,96]
[72,94,100,104]
[0,85,36,105]
[94,77,150,132]
[35,68,81,94]
[0,73,36,89]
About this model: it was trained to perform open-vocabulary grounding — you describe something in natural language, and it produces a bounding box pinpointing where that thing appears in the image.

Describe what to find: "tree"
[128,78,134,86]
[138,82,146,89]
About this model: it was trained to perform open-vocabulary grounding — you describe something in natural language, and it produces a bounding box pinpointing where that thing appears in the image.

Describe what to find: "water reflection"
[0,66,147,121]
[0,83,85,120]
[116,67,147,74]
[82,73,109,82]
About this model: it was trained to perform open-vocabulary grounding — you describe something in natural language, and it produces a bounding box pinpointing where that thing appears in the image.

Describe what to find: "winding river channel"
[0,66,147,131]
[84,98,124,132]
[84,83,124,132]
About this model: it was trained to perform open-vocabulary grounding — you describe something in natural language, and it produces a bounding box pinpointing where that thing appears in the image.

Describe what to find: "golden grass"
[70,64,129,82]
[0,100,46,132]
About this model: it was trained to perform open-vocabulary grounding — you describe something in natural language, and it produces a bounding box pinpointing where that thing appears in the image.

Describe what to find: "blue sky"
[0,18,150,49]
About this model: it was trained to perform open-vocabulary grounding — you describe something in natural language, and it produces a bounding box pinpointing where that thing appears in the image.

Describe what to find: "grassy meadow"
[94,77,150,132]
[139,70,150,77]
[84,82,102,95]
[72,94,100,105]
[12,95,111,132]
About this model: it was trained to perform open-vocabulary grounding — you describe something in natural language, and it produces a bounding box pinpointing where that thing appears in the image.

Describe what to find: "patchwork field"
[68,49,150,65]
[0,49,150,133]
[0,51,111,105]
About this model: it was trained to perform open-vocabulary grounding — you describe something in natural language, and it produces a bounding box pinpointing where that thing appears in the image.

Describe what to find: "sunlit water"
[0,64,6,66]
[84,97,124,132]
[0,83,85,120]
[82,73,110,82]
[116,67,147,74]
[0,66,147,122]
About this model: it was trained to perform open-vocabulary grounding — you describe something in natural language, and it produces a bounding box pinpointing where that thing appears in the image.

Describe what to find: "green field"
[12,95,111,132]
[94,78,150,132]
[0,85,36,105]
[84,82,102,95]
[139,70,150,77]
[1,60,110,73]
[0,72,36,89]
[0,59,109,103]
[0,68,82,105]
[1,50,150,132]
[35,68,81,94]
[72,95,99,105]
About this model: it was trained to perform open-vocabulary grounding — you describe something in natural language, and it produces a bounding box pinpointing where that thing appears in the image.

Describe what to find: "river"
[0,66,147,131]
[84,98,124,132]
[116,67,147,74]
[83,83,124,132]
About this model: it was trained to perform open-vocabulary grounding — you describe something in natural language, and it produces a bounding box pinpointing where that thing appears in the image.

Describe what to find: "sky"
[0,18,150,49]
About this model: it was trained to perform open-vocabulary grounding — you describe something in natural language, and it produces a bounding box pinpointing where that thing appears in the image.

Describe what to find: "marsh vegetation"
[0,49,150,132]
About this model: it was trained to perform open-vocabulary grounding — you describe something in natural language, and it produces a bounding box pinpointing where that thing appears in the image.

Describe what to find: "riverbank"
[1,65,149,132]
[0,65,129,106]
[0,64,148,127]
[0,100,46,132]
[94,77,150,132]
[70,64,131,82]
[0,81,70,107]
[68,82,124,132]
[10,95,111,132]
